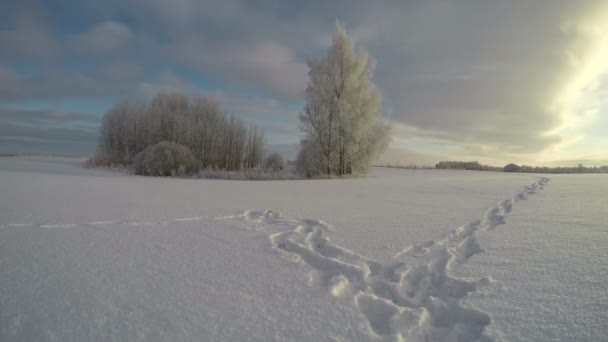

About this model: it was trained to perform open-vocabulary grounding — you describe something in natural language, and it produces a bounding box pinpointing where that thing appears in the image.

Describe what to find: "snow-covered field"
[1,157,606,341]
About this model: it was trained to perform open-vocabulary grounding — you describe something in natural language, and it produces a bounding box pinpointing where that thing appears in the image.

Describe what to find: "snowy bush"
[133,141,200,177]
[264,153,286,172]
[198,168,299,180]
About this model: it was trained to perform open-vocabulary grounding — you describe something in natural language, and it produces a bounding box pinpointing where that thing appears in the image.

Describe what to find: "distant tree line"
[435,161,608,174]
[435,161,501,172]
[374,164,434,170]
[503,163,608,174]
[96,92,265,171]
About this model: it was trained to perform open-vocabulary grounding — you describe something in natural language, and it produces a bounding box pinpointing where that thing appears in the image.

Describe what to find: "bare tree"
[244,125,265,169]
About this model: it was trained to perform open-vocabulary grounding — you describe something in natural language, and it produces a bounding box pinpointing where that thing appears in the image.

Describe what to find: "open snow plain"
[1,157,606,341]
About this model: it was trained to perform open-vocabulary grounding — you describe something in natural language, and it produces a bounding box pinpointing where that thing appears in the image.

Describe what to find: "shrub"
[133,141,200,177]
[264,153,286,172]
[198,168,300,180]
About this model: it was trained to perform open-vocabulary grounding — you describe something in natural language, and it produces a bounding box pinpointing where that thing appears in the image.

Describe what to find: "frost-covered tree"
[264,152,286,171]
[244,125,265,169]
[297,22,390,177]
[95,92,265,171]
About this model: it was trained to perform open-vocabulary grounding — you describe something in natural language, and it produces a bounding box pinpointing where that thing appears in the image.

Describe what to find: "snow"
[0,156,606,341]
[453,175,608,341]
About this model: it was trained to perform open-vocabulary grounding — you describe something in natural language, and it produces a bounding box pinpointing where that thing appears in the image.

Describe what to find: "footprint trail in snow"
[228,177,550,341]
[0,177,550,341]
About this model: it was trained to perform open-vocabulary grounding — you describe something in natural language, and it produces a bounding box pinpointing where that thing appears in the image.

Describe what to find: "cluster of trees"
[96,93,265,171]
[504,163,608,174]
[435,161,501,172]
[94,23,390,178]
[296,23,390,177]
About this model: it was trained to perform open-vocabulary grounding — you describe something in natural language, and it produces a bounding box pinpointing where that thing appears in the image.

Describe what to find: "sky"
[1,0,608,166]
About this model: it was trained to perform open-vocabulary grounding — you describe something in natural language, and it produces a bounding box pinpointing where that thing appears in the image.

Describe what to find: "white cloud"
[167,38,308,99]
[226,41,308,98]
[71,21,133,53]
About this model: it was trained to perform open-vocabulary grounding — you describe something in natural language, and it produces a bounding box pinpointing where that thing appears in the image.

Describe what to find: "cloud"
[0,107,100,156]
[225,41,308,98]
[0,108,99,123]
[2,0,607,161]
[0,68,86,100]
[0,63,143,101]
[70,21,133,53]
[0,2,59,59]
[167,38,308,98]
[352,0,605,161]
[0,122,97,143]
[0,136,97,157]
[54,0,326,98]
[93,61,143,83]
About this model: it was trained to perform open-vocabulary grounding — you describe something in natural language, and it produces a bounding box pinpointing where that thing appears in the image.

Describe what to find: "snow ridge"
[232,177,550,341]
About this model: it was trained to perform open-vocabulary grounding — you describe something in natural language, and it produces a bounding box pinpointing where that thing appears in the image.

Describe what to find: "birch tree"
[297,22,390,176]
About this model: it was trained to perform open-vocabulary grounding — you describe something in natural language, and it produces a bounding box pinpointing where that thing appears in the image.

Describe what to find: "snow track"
[0,216,209,230]
[229,177,550,341]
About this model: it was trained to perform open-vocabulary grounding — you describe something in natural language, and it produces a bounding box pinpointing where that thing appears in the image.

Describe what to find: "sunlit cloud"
[545,4,608,161]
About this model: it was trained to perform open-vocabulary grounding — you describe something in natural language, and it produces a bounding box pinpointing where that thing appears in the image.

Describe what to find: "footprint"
[227,178,549,341]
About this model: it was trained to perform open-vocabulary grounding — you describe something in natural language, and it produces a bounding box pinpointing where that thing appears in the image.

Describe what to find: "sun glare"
[546,6,608,153]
